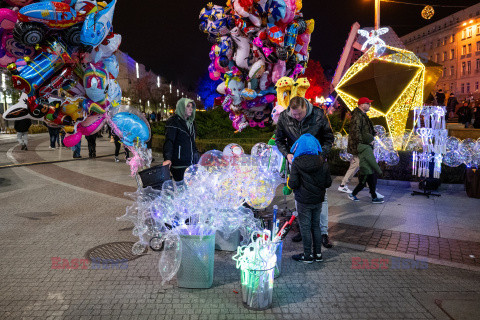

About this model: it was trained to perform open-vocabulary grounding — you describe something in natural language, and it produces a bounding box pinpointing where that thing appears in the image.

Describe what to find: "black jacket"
[446,96,458,112]
[347,108,375,156]
[163,114,198,167]
[275,101,334,158]
[14,119,32,133]
[435,92,446,106]
[288,154,330,204]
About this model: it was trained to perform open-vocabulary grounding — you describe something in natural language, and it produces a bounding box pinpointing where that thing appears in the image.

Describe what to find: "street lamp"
[169,83,172,93]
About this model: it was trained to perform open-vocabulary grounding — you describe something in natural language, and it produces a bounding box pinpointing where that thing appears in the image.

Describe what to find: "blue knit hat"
[290,133,322,160]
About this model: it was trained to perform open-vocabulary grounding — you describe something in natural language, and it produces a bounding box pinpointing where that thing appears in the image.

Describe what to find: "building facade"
[401,3,480,100]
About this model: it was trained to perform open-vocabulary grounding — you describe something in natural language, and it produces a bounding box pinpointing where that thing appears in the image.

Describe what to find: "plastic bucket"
[176,231,216,289]
[215,230,241,251]
[241,267,275,310]
[138,165,171,190]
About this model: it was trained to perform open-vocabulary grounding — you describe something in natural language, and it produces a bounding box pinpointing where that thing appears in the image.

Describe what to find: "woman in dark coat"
[162,98,199,181]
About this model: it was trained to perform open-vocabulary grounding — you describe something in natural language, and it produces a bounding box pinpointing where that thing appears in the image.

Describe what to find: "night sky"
[112,0,480,90]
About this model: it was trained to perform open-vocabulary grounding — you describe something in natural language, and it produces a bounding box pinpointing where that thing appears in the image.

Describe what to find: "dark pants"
[114,136,129,158]
[352,173,377,198]
[48,128,59,148]
[72,141,81,158]
[86,134,97,158]
[296,201,323,256]
[171,167,186,182]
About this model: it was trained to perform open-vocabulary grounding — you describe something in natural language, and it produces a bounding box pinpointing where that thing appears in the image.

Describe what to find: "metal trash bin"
[177,229,216,289]
[215,230,240,251]
[241,267,275,310]
[274,241,283,278]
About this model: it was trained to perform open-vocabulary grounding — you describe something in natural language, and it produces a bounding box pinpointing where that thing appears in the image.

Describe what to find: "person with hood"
[287,133,331,263]
[457,101,473,128]
[347,97,383,203]
[162,98,199,181]
[14,118,32,150]
[275,96,334,248]
[446,93,458,121]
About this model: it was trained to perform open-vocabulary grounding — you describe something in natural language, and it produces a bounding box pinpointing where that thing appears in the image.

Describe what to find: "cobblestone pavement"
[1,134,480,319]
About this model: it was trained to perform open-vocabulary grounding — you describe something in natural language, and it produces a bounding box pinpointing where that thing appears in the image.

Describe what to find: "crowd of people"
[8,91,480,265]
[429,89,480,129]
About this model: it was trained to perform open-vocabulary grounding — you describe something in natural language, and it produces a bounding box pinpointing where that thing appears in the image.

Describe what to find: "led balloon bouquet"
[118,143,285,289]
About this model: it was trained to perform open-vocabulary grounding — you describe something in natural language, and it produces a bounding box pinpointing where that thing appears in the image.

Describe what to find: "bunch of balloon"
[199,0,315,131]
[1,0,151,175]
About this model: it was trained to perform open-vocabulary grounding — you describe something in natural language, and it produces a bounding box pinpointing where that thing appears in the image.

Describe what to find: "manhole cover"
[85,242,147,263]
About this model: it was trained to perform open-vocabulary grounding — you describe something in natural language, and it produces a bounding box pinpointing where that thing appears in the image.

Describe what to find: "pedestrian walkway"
[1,134,479,319]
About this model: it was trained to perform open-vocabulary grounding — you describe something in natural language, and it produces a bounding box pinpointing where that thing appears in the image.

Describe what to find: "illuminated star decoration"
[358,28,389,54]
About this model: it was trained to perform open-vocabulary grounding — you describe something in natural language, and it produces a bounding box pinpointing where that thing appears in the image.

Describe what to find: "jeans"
[295,201,323,256]
[352,173,377,198]
[72,140,81,157]
[320,192,328,235]
[49,132,59,148]
[17,132,28,145]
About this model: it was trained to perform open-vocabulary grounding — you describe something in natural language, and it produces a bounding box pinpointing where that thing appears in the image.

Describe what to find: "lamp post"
[375,0,380,30]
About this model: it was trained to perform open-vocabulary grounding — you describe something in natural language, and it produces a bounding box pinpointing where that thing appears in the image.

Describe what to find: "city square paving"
[1,134,479,319]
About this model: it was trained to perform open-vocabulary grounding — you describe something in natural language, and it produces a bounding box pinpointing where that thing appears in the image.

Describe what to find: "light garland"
[336,44,426,150]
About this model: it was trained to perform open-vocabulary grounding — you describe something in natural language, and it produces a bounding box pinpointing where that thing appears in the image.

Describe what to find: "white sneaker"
[49,146,55,150]
[376,192,384,199]
[338,185,352,193]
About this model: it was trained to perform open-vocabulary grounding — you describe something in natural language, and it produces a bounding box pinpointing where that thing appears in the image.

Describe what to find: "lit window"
[450,49,455,59]
[468,61,471,74]
[477,25,480,35]
[450,34,455,43]
[462,45,467,55]
[462,29,466,39]
[450,66,455,76]
[443,52,447,61]
[467,27,473,37]
[462,62,466,75]
[477,41,480,52]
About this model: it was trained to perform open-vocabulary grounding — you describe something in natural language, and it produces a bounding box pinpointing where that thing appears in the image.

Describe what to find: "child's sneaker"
[338,185,351,193]
[372,197,384,204]
[348,193,359,201]
[313,253,323,262]
[292,253,314,264]
[375,192,384,199]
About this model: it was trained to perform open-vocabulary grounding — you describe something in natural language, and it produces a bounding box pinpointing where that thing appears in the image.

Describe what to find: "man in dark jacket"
[275,96,334,248]
[14,118,32,150]
[345,97,383,203]
[163,98,199,181]
[446,93,458,121]
[435,89,446,106]
[288,134,330,263]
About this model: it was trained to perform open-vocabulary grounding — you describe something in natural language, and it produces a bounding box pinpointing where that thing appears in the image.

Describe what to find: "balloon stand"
[215,230,241,252]
[274,241,283,278]
[240,267,275,310]
[176,230,216,289]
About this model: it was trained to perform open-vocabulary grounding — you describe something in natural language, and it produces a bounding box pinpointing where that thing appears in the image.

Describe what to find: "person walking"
[113,131,130,162]
[162,98,199,181]
[72,139,82,158]
[472,101,480,129]
[86,132,97,158]
[275,96,334,247]
[446,93,458,121]
[457,101,473,128]
[47,125,60,150]
[435,89,446,106]
[287,133,331,263]
[346,97,383,203]
[14,118,32,150]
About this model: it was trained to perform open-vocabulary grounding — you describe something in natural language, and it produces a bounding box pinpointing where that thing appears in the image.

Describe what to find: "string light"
[336,45,425,150]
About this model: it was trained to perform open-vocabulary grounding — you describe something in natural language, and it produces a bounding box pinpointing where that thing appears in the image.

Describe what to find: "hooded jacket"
[347,107,375,155]
[287,133,331,204]
[357,143,382,178]
[163,98,198,167]
[275,98,334,159]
